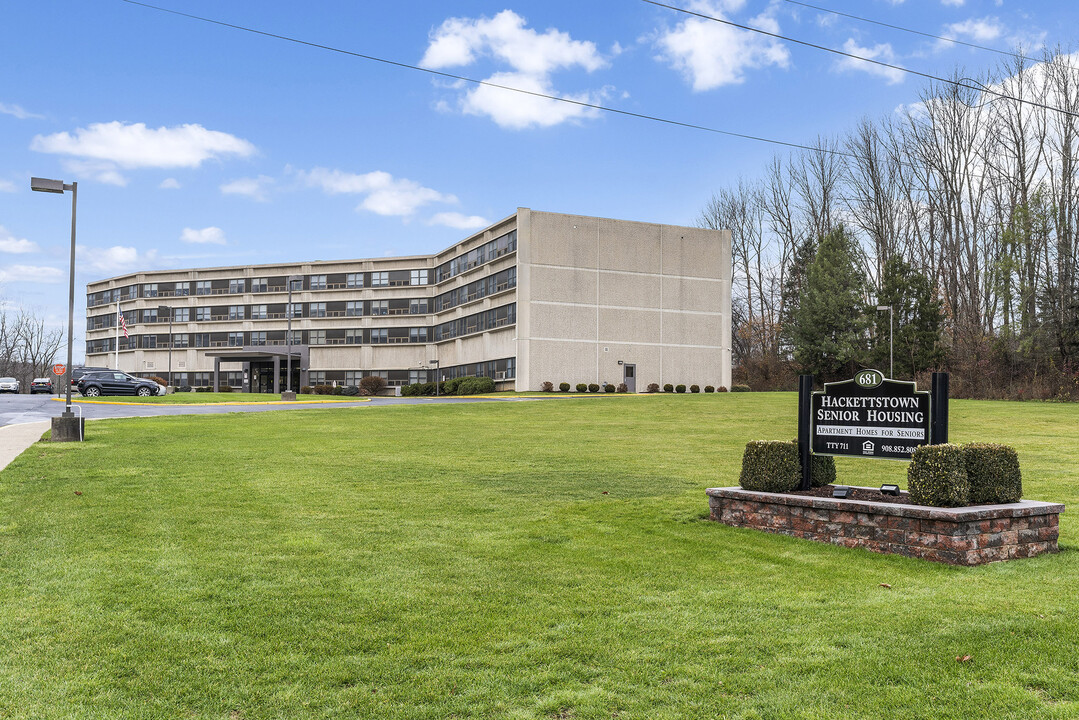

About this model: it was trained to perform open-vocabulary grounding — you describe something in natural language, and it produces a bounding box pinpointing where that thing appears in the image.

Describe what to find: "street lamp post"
[158,305,173,389]
[430,358,440,397]
[876,305,893,379]
[31,177,81,441]
[285,275,302,397]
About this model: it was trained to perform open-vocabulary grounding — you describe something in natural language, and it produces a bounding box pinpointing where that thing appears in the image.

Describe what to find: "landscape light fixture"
[429,358,440,397]
[876,305,894,379]
[285,275,302,396]
[158,305,173,389]
[881,484,901,496]
[30,177,78,428]
[833,485,853,499]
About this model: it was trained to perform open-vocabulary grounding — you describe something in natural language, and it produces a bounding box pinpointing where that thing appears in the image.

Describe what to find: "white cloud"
[941,17,1003,44]
[0,265,63,284]
[420,10,610,129]
[30,122,256,185]
[0,102,43,120]
[941,0,964,6]
[297,167,457,216]
[61,159,129,186]
[0,226,40,254]
[220,175,274,202]
[180,227,227,245]
[160,177,181,189]
[0,179,16,192]
[428,212,490,230]
[653,1,790,91]
[76,245,160,274]
[835,39,905,84]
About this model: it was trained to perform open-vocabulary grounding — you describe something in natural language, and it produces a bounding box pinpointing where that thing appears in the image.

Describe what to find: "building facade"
[84,209,732,392]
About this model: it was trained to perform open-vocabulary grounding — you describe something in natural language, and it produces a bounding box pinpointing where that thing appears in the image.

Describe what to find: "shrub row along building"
[84,209,732,393]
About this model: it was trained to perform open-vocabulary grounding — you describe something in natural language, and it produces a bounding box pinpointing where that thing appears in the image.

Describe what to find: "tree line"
[0,303,64,389]
[701,50,1079,400]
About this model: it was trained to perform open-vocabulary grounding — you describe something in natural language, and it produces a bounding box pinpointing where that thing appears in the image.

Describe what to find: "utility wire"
[642,0,1079,121]
[780,0,1042,64]
[118,0,863,160]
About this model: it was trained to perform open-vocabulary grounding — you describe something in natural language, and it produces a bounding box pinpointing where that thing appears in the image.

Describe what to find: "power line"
[780,0,1038,64]
[642,0,1079,121]
[118,0,864,160]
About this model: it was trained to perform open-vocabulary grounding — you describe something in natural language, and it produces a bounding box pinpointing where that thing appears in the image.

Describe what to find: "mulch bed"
[785,485,914,505]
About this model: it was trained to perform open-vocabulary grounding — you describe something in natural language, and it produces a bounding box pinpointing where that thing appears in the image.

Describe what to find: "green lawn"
[67,392,357,404]
[1,395,1076,719]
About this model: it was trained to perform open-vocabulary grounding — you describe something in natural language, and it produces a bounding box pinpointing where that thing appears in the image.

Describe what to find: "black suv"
[77,371,164,397]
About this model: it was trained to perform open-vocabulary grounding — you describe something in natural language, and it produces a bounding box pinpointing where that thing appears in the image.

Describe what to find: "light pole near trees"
[876,305,893,379]
[30,177,80,440]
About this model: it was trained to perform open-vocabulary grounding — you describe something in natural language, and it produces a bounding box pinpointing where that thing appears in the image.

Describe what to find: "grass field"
[1,394,1077,719]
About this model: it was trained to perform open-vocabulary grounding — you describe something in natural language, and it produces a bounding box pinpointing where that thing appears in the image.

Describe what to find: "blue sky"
[0,0,1071,358]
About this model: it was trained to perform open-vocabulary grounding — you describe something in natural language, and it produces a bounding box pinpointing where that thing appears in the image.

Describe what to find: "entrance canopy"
[204,345,307,392]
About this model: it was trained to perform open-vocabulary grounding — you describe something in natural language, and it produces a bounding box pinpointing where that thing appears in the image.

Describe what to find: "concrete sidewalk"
[0,421,50,474]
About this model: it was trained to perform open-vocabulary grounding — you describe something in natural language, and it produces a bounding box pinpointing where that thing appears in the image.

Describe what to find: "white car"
[0,377,19,393]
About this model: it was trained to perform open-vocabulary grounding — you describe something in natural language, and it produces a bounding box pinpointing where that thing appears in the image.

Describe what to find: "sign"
[53,363,66,376]
[811,371,930,460]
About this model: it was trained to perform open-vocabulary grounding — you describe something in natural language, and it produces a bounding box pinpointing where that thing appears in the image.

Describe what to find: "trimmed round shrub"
[717,386,729,392]
[457,376,495,395]
[540,381,554,392]
[738,440,837,492]
[178,385,192,393]
[675,384,687,393]
[196,386,210,392]
[299,386,312,395]
[739,441,800,493]
[559,382,571,392]
[663,384,674,393]
[646,383,660,393]
[604,383,616,393]
[617,383,628,393]
[731,384,751,392]
[704,385,715,393]
[359,375,387,396]
[576,383,588,393]
[908,444,969,507]
[963,443,1022,504]
[342,385,360,396]
[587,383,600,393]
[689,384,700,393]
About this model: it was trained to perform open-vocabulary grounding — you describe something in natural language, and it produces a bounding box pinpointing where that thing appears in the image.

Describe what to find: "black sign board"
[810,369,930,460]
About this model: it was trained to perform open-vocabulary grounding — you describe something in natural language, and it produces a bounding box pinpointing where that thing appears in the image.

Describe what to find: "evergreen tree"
[790,226,869,382]
[872,256,946,378]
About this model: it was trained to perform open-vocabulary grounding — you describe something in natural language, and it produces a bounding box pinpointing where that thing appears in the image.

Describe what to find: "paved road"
[0,392,510,429]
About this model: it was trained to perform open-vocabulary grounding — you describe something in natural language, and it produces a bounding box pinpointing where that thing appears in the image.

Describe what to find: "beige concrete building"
[84,209,731,392]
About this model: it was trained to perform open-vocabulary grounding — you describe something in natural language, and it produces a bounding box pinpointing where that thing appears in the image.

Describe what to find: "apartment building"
[84,208,732,392]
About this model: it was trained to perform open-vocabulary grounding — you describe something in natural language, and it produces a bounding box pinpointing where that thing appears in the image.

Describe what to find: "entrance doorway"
[623,363,636,393]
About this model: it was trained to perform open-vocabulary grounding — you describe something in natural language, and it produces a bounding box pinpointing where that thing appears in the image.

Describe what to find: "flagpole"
[115,299,120,370]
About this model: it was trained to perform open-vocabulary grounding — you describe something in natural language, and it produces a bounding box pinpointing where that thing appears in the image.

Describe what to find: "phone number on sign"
[881,445,914,454]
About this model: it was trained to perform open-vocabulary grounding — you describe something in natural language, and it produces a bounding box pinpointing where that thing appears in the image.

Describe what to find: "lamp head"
[31,177,66,194]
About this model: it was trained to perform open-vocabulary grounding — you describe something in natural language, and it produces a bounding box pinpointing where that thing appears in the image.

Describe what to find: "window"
[370,300,388,316]
[195,307,211,321]
[410,299,428,314]
[174,308,190,322]
[227,305,244,320]
[142,283,158,298]
[229,279,245,294]
[251,277,268,293]
[370,328,387,344]
[410,327,427,343]
[371,271,388,287]
[346,329,363,344]
[309,302,327,318]
[287,330,302,345]
[287,303,302,318]
[410,269,428,286]
[309,330,326,345]
[250,305,267,320]
[346,273,364,289]
[250,331,266,346]
[409,370,428,385]
[142,308,158,323]
[228,332,244,347]
[309,275,327,290]
[173,333,189,348]
[309,371,326,386]
[195,334,210,348]
[175,283,190,296]
[345,371,363,386]
[142,335,157,349]
[195,281,211,296]
[346,301,363,317]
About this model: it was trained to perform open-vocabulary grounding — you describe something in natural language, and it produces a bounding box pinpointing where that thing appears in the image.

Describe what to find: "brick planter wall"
[706,486,1063,566]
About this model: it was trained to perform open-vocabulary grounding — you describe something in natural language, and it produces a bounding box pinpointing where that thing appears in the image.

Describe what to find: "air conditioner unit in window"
[495,371,506,380]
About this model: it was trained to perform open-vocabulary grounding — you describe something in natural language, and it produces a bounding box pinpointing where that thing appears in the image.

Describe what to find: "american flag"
[117,308,129,339]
